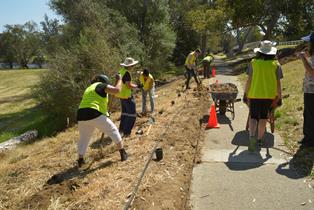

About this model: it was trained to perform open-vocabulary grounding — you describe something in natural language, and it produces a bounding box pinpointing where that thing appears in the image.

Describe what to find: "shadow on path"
[231,130,274,148]
[276,145,314,179]
[225,145,272,171]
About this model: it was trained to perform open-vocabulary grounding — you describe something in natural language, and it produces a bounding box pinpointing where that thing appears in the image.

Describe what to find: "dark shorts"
[249,99,273,120]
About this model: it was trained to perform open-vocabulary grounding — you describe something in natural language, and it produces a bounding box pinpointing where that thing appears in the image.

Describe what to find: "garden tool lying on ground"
[146,117,155,136]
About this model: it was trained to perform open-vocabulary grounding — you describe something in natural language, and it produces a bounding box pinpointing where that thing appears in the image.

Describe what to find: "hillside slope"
[0,78,209,209]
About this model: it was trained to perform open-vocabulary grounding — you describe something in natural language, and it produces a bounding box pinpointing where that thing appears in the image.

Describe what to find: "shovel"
[146,117,155,136]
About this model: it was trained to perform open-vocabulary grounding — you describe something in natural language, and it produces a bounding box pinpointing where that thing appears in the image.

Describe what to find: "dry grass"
[0,78,208,209]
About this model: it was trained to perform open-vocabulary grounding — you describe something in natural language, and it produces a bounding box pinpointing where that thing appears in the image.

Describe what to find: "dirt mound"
[0,78,210,209]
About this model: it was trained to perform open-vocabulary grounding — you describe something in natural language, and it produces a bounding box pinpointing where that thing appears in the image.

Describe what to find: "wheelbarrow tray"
[209,83,238,101]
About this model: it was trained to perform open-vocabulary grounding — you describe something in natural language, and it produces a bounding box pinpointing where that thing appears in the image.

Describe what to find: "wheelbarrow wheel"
[219,100,227,115]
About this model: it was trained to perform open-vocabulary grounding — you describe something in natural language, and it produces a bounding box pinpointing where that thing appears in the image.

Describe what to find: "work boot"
[77,157,85,168]
[119,148,128,161]
[257,139,263,147]
[248,137,256,152]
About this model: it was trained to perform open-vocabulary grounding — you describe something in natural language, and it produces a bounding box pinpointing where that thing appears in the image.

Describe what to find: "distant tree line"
[0,0,312,129]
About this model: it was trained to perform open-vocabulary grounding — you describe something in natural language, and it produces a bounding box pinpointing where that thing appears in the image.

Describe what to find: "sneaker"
[248,137,256,152]
[257,139,263,146]
[77,158,85,168]
[119,148,128,161]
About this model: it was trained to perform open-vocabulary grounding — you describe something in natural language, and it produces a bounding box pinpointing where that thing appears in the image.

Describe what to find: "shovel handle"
[146,124,153,136]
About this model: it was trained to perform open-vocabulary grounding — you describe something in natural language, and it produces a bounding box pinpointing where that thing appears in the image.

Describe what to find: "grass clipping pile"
[0,79,209,209]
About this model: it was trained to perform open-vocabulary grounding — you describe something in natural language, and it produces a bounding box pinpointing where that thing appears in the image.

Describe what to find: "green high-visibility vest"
[116,67,132,99]
[79,82,109,116]
[203,55,213,62]
[248,59,278,99]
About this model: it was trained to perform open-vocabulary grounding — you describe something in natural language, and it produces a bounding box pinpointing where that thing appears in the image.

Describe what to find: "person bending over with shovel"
[77,74,128,167]
[185,49,201,89]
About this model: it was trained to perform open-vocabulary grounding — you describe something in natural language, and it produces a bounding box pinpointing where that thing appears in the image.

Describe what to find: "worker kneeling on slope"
[77,74,128,167]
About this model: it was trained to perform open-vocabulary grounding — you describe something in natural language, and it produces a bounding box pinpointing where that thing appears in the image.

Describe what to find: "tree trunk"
[262,14,279,40]
[236,27,253,52]
[201,32,207,56]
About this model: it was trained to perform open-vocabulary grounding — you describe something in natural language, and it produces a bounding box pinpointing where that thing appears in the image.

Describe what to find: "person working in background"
[244,40,283,152]
[202,52,214,78]
[139,68,155,115]
[116,57,139,137]
[77,74,128,167]
[299,32,314,147]
[185,49,201,89]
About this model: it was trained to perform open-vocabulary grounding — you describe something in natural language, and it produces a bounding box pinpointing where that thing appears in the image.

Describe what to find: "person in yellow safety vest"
[244,40,282,152]
[139,68,155,115]
[77,74,128,167]
[185,49,201,89]
[202,52,214,78]
[116,57,140,137]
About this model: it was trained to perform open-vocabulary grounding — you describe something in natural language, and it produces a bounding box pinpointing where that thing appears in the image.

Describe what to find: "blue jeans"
[142,86,155,113]
[119,97,136,135]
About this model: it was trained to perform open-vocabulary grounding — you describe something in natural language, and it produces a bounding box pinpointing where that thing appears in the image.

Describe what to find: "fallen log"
[0,130,38,152]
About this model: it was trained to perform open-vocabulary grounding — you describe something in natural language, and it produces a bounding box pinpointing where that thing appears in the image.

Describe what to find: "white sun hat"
[120,57,139,67]
[254,40,277,55]
[301,32,314,42]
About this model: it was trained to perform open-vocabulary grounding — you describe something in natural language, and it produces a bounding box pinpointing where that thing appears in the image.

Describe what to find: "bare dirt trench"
[0,77,210,210]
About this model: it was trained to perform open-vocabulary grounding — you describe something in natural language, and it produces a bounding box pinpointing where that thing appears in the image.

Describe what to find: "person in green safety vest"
[77,74,128,167]
[139,68,155,115]
[202,52,214,78]
[244,40,283,152]
[185,49,201,89]
[116,57,140,137]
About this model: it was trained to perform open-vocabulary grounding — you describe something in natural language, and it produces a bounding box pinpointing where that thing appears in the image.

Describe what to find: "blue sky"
[0,0,61,32]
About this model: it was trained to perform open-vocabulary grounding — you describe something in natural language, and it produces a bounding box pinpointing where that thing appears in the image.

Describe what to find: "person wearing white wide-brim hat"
[253,40,277,55]
[244,40,283,151]
[298,32,314,147]
[116,57,140,137]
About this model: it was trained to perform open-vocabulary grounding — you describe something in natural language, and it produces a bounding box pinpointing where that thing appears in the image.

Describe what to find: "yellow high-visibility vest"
[79,82,109,116]
[185,51,197,66]
[248,59,278,99]
[116,67,132,99]
[203,55,213,62]
[140,73,154,91]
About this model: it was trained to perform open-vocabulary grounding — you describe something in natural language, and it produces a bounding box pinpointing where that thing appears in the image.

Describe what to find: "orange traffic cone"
[206,102,220,128]
[212,66,216,77]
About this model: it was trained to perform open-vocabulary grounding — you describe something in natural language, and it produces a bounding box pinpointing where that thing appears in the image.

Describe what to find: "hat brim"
[254,47,277,55]
[301,34,311,42]
[120,60,139,67]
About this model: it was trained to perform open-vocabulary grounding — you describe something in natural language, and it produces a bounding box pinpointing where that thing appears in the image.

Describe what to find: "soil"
[0,78,210,209]
[209,83,238,93]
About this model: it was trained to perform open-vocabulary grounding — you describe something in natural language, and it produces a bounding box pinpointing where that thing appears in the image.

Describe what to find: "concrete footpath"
[189,69,314,209]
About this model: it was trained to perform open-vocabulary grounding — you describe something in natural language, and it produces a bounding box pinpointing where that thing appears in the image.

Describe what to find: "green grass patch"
[276,45,297,50]
[0,69,64,143]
